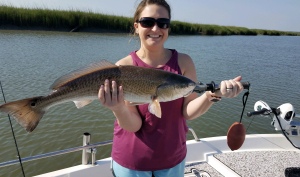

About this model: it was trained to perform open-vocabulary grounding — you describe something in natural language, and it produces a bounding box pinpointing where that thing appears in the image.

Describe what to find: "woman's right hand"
[98,79,125,112]
[98,79,142,132]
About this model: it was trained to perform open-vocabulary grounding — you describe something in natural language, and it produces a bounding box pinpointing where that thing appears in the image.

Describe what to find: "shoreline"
[1,25,299,37]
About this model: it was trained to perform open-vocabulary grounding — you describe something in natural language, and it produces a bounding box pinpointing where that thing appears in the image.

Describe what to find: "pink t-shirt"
[111,49,188,171]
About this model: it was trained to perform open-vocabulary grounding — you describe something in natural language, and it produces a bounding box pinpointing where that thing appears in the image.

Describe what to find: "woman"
[98,0,244,176]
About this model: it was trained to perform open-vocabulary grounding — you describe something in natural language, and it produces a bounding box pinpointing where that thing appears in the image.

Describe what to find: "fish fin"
[50,60,116,90]
[0,96,45,132]
[73,100,93,108]
[148,98,162,118]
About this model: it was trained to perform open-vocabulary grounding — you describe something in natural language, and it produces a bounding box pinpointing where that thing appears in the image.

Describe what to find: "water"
[0,30,299,176]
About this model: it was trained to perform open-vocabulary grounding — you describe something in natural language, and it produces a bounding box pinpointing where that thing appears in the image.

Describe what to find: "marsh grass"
[0,5,299,36]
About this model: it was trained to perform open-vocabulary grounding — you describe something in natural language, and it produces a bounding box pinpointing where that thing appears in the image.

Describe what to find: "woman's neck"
[136,47,171,68]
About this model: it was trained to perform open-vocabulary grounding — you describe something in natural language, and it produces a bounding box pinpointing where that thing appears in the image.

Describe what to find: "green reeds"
[0,5,299,36]
[0,6,133,32]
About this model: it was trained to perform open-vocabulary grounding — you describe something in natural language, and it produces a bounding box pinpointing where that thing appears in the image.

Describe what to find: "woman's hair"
[133,0,171,23]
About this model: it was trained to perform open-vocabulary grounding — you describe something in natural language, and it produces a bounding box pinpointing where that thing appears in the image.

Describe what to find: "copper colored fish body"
[0,60,197,132]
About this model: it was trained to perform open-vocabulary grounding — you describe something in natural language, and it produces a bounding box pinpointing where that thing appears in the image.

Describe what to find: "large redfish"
[0,60,197,132]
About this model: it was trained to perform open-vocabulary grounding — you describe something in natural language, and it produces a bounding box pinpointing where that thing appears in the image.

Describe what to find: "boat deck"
[183,134,300,177]
[185,161,223,176]
[184,151,300,177]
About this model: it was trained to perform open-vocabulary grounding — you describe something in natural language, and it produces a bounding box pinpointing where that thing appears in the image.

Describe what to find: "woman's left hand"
[215,76,244,98]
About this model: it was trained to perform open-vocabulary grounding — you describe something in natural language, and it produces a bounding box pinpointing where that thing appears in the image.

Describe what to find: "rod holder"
[82,132,91,165]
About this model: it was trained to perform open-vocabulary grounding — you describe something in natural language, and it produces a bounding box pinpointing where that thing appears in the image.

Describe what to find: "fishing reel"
[248,100,300,148]
[272,103,296,132]
[252,100,298,134]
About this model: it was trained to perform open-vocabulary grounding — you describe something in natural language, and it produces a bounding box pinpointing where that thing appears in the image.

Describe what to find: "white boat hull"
[34,134,300,177]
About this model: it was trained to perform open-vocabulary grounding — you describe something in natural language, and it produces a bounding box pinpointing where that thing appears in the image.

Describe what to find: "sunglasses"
[137,17,170,29]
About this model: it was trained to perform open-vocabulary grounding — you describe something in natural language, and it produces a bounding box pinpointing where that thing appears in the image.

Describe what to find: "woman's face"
[134,4,170,49]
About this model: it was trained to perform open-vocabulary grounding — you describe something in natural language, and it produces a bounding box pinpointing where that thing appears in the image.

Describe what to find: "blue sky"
[1,0,299,32]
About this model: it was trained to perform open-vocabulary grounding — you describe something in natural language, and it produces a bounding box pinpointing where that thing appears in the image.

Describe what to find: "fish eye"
[31,102,36,107]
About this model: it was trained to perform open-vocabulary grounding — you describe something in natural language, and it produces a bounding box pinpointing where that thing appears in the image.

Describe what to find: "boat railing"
[0,128,200,168]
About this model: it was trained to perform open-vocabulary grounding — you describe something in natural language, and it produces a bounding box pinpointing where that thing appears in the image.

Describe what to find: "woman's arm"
[178,53,243,120]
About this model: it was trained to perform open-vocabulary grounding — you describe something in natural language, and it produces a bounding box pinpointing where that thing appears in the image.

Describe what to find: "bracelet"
[205,91,222,102]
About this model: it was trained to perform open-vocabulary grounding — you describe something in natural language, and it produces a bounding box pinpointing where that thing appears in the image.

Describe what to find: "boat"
[1,100,300,177]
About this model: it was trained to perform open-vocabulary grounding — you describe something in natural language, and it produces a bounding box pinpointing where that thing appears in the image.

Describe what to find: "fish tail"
[0,96,45,132]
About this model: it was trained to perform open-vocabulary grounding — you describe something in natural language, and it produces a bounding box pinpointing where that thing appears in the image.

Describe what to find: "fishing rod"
[193,81,251,151]
[193,81,250,93]
[0,81,26,177]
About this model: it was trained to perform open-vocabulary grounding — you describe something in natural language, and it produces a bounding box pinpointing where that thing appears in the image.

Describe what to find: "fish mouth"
[183,90,193,97]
